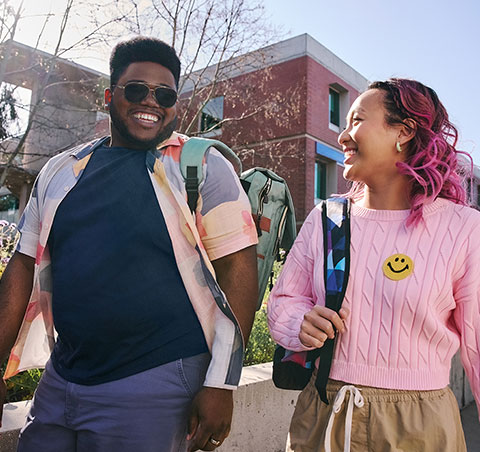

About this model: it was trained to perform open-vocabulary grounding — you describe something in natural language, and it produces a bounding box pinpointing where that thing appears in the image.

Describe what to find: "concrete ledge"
[0,363,298,452]
[0,400,31,452]
[218,363,299,452]
[1,359,474,451]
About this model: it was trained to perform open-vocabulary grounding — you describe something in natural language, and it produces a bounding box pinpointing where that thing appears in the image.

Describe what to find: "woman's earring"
[396,142,403,152]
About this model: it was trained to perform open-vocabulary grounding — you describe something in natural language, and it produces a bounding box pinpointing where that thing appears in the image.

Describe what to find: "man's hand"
[0,378,7,428]
[187,387,233,451]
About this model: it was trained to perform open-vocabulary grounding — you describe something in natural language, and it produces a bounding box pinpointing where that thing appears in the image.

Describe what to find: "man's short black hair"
[110,36,181,88]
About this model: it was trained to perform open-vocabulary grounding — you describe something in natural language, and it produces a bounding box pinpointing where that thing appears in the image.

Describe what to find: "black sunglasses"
[115,82,177,108]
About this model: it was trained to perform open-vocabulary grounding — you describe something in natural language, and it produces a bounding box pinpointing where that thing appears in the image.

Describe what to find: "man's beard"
[109,103,178,150]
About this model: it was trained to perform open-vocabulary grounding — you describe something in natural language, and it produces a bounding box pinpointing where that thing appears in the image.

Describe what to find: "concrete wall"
[218,363,299,452]
[0,401,31,452]
[0,363,299,452]
[0,358,473,452]
[450,352,475,408]
[23,80,103,172]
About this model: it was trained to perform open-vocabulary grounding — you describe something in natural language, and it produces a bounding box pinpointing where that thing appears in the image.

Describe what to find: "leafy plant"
[1,361,43,402]
[1,221,43,402]
[244,304,276,366]
[244,260,284,366]
[0,220,19,278]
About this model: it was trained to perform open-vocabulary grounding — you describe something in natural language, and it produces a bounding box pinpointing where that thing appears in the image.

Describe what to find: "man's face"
[106,61,177,150]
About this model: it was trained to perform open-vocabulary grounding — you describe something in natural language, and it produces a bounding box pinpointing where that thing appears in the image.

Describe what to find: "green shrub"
[244,305,276,366]
[243,260,284,366]
[1,361,43,402]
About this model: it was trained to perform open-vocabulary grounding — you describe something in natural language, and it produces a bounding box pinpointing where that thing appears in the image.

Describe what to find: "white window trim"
[329,123,340,133]
[328,83,349,131]
[328,87,340,129]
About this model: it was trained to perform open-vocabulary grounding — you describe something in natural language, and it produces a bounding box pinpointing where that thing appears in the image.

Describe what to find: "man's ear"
[104,88,112,110]
[398,118,417,146]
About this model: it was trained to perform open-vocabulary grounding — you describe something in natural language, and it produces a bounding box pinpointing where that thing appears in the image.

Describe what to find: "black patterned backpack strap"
[314,197,351,404]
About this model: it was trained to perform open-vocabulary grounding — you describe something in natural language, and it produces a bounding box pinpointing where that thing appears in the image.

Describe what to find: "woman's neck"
[357,178,411,210]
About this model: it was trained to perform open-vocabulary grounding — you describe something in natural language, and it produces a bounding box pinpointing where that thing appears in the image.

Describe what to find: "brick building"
[2,35,479,223]
[180,34,369,223]
[468,163,480,210]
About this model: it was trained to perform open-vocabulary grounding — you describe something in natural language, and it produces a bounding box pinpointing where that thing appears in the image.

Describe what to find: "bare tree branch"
[0,0,80,187]
[0,0,23,85]
[1,0,285,194]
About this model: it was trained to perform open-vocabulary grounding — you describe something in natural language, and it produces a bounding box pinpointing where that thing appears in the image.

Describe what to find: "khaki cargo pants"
[287,377,467,452]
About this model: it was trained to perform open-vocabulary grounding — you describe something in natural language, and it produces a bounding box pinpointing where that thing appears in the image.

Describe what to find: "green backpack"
[180,137,297,309]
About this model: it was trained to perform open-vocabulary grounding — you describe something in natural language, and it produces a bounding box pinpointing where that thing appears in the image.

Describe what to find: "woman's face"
[338,89,405,186]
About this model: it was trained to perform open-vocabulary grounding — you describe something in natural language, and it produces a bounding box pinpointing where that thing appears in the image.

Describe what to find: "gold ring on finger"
[209,438,221,447]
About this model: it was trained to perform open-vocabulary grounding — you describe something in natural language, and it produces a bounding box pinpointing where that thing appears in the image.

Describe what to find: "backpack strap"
[313,197,351,404]
[180,137,242,213]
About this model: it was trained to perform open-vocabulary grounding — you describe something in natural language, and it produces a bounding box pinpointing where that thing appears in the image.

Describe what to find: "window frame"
[329,88,340,130]
[314,159,328,204]
[199,96,224,137]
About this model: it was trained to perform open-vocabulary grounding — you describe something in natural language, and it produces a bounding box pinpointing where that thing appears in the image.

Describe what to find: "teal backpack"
[180,137,297,309]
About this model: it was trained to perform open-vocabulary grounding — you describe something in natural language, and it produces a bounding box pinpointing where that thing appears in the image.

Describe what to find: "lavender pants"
[17,353,210,452]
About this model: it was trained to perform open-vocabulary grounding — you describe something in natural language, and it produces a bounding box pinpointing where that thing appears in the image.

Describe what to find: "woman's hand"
[299,306,350,348]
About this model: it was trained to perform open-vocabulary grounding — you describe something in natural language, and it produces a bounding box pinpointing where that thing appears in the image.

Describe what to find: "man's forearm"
[0,251,35,363]
[212,245,258,344]
[187,245,257,451]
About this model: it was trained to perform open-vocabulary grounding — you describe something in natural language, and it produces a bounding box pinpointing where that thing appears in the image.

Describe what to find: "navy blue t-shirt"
[48,145,208,385]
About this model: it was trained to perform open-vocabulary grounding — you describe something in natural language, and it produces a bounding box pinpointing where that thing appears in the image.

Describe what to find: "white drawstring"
[324,385,365,452]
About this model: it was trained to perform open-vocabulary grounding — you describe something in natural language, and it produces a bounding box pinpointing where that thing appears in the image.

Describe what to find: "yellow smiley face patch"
[382,254,414,281]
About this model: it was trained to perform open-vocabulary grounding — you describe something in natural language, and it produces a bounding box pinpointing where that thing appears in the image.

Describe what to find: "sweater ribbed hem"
[351,197,449,221]
[329,359,451,391]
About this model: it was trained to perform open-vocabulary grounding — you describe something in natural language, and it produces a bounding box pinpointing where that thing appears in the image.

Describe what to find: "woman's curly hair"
[346,78,470,226]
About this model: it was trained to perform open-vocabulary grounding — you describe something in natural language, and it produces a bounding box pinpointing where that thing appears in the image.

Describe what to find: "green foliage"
[244,304,276,366]
[243,259,284,366]
[0,361,43,402]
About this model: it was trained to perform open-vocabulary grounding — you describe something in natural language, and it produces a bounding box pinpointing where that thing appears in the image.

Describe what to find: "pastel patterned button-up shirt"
[6,132,258,389]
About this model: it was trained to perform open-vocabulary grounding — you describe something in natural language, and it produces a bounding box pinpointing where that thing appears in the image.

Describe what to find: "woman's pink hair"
[345,78,470,226]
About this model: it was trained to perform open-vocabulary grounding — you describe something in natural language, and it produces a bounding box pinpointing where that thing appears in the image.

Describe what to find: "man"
[0,37,258,452]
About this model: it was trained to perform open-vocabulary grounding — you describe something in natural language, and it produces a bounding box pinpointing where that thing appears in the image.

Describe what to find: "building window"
[0,82,32,139]
[200,96,224,135]
[477,184,480,207]
[0,191,19,222]
[315,160,327,202]
[329,89,340,127]
[328,83,349,133]
[314,142,344,205]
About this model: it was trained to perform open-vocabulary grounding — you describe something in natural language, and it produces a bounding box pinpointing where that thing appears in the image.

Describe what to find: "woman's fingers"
[299,322,329,347]
[339,307,350,321]
[299,306,350,348]
[309,306,346,334]
[299,331,326,348]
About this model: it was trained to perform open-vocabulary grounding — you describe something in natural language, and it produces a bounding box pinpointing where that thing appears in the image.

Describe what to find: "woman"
[268,78,480,452]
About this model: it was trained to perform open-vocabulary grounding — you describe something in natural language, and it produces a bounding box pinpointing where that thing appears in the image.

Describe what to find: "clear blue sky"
[263,0,480,163]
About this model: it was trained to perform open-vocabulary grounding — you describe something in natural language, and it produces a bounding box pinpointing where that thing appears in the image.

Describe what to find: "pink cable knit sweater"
[268,198,480,416]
